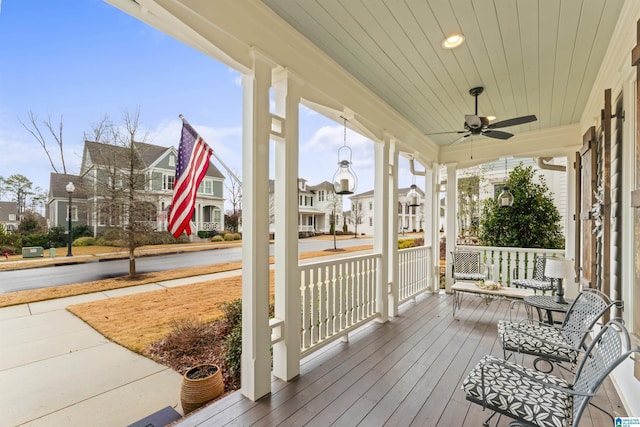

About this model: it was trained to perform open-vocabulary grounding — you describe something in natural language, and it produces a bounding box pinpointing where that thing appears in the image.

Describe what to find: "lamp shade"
[544,258,576,280]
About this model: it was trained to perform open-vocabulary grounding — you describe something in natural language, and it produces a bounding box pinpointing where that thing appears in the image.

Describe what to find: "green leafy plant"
[478,164,564,249]
[73,236,98,246]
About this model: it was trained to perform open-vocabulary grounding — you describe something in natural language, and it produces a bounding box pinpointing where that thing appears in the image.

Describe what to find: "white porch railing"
[299,253,381,357]
[398,245,433,304]
[456,245,565,285]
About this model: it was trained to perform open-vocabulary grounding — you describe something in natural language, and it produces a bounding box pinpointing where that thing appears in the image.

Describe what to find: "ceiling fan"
[427,86,537,145]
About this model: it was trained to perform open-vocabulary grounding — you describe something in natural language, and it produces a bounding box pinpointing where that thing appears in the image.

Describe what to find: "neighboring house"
[0,201,21,232]
[268,179,344,236]
[47,174,88,231]
[349,186,425,236]
[48,140,225,236]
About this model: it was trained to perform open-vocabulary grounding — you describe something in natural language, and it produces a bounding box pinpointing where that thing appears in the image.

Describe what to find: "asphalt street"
[0,237,373,293]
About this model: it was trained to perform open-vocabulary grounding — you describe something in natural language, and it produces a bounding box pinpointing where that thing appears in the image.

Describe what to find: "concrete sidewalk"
[0,273,238,427]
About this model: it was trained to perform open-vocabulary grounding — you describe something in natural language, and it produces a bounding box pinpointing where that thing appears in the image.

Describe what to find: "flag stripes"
[168,117,213,238]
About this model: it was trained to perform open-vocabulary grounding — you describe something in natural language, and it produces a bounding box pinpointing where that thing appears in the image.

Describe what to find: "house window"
[8,214,16,221]
[318,190,325,202]
[369,217,373,226]
[369,202,373,210]
[299,195,303,206]
[203,180,213,194]
[213,208,221,225]
[163,174,175,190]
[66,206,78,222]
[169,155,176,167]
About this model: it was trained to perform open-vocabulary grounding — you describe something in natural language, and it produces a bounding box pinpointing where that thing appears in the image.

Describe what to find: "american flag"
[168,116,213,238]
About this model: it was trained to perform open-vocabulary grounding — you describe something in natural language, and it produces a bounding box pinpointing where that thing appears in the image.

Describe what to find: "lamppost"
[66,182,75,257]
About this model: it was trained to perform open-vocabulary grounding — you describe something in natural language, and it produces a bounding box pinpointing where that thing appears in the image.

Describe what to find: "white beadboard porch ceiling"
[262,0,624,147]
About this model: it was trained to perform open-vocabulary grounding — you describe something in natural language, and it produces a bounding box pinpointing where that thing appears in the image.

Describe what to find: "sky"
[0,0,419,210]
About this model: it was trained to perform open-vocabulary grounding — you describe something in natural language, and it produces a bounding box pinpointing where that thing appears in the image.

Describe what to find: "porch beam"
[272,69,302,381]
[240,53,272,401]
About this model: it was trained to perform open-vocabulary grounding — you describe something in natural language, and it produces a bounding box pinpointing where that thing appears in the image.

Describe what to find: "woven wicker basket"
[180,364,224,414]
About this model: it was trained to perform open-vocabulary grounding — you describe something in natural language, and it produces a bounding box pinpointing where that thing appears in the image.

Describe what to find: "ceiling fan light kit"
[426,86,538,146]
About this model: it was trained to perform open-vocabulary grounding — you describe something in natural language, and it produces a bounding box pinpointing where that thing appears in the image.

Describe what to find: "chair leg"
[483,410,500,427]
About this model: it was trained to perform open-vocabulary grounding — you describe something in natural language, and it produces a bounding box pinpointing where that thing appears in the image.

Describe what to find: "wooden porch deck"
[176,292,627,426]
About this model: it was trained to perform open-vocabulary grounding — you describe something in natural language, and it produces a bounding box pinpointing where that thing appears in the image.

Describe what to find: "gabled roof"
[83,140,225,178]
[135,141,171,167]
[307,181,334,192]
[49,173,87,199]
[0,201,18,221]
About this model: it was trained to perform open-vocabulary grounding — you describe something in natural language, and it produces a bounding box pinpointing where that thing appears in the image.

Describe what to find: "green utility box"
[22,247,44,258]
[50,247,56,258]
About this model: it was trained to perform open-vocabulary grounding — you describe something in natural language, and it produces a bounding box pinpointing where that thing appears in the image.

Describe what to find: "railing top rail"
[299,252,381,270]
[455,245,565,256]
[399,245,432,254]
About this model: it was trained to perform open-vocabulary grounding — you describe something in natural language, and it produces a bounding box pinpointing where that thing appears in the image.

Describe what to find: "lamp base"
[554,279,567,304]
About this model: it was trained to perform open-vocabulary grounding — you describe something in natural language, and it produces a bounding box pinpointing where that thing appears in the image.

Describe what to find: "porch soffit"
[108,0,623,167]
[107,0,438,160]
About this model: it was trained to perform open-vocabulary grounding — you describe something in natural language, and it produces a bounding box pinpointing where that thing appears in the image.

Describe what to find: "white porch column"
[374,134,391,321]
[240,54,272,401]
[272,69,301,381]
[425,163,440,292]
[445,163,458,293]
[386,137,399,317]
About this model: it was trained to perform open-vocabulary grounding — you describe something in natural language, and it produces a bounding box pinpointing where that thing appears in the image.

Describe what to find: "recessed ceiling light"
[442,34,465,49]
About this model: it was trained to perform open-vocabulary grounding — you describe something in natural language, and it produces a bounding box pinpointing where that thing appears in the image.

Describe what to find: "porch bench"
[452,281,535,318]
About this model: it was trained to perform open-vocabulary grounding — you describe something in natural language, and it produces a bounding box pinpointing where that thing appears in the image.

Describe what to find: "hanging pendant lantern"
[406,173,420,207]
[498,185,514,207]
[407,184,420,207]
[498,158,514,207]
[333,117,357,195]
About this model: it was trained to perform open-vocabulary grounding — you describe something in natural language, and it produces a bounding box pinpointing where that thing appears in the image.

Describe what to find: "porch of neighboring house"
[176,291,626,426]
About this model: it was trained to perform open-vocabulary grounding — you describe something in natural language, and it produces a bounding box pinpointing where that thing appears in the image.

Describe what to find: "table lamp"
[544,258,576,304]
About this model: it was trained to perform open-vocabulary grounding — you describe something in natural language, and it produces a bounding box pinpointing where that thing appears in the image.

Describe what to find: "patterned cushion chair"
[512,255,554,294]
[463,320,634,427]
[498,288,615,368]
[451,250,487,282]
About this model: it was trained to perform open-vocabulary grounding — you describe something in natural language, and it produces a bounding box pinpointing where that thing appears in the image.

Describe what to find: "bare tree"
[225,169,242,232]
[86,109,154,277]
[18,111,68,174]
[328,193,342,250]
[351,200,363,237]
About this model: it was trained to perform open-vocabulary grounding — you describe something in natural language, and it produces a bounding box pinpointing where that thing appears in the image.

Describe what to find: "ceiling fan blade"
[425,130,467,135]
[448,133,471,146]
[482,130,513,140]
[489,114,537,129]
